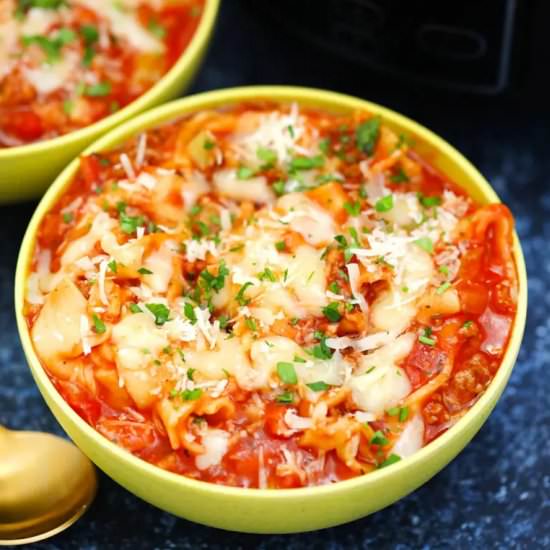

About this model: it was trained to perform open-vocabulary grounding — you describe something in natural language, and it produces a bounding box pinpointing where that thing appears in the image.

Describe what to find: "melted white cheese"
[348,333,414,414]
[392,414,425,458]
[213,170,275,204]
[276,193,336,246]
[196,429,230,470]
[112,313,168,408]
[31,278,88,369]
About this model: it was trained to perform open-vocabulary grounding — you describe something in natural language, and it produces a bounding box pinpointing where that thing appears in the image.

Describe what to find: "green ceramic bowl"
[15,86,527,534]
[0,0,219,204]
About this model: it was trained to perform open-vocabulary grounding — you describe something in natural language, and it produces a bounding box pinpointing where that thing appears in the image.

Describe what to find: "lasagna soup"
[0,0,203,147]
[24,103,518,488]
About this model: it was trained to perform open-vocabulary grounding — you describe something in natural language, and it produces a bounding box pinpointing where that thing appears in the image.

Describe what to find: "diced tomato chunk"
[6,111,44,141]
[264,403,291,438]
[79,155,102,186]
[404,342,447,389]
[458,282,489,315]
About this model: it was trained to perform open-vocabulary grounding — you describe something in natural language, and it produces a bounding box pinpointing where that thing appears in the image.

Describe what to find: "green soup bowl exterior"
[15,86,527,534]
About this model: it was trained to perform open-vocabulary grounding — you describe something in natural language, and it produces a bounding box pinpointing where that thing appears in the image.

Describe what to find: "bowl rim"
[15,85,528,501]
[0,0,220,159]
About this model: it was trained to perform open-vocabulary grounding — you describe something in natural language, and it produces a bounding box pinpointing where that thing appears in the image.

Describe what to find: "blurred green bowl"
[15,86,527,533]
[0,0,219,204]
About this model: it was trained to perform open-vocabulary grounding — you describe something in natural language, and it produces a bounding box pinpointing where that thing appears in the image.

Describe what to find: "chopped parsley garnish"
[199,261,229,293]
[463,320,473,329]
[256,147,277,168]
[80,24,99,44]
[184,302,197,324]
[80,24,98,66]
[436,281,451,295]
[195,221,210,237]
[272,180,286,196]
[137,267,153,275]
[92,313,106,334]
[375,195,394,212]
[390,169,409,183]
[322,302,341,323]
[145,303,170,326]
[275,391,294,404]
[309,333,333,360]
[344,200,361,217]
[334,234,353,262]
[399,406,410,422]
[63,99,74,115]
[370,430,389,446]
[22,28,75,63]
[419,327,436,346]
[62,212,73,224]
[237,166,255,180]
[187,368,196,381]
[419,195,442,208]
[120,214,144,235]
[334,235,348,248]
[17,0,66,13]
[108,259,117,273]
[316,174,343,185]
[235,282,254,306]
[258,267,277,282]
[307,381,330,392]
[129,303,142,314]
[189,204,202,216]
[319,137,330,155]
[84,82,111,97]
[218,314,229,329]
[439,265,449,276]
[348,227,361,247]
[289,155,324,171]
[387,405,410,422]
[245,317,257,332]
[181,388,202,401]
[293,355,306,363]
[356,116,380,156]
[328,281,341,294]
[276,362,298,385]
[275,240,286,251]
[147,19,166,39]
[379,453,401,468]
[414,237,434,254]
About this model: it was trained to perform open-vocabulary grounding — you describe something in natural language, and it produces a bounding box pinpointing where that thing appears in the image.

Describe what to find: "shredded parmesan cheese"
[120,153,136,180]
[79,315,91,356]
[346,263,368,313]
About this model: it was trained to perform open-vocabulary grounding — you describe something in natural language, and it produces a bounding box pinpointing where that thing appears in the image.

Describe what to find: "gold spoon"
[0,426,97,545]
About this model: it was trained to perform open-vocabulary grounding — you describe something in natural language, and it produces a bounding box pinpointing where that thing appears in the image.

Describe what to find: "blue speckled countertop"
[1,2,549,548]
